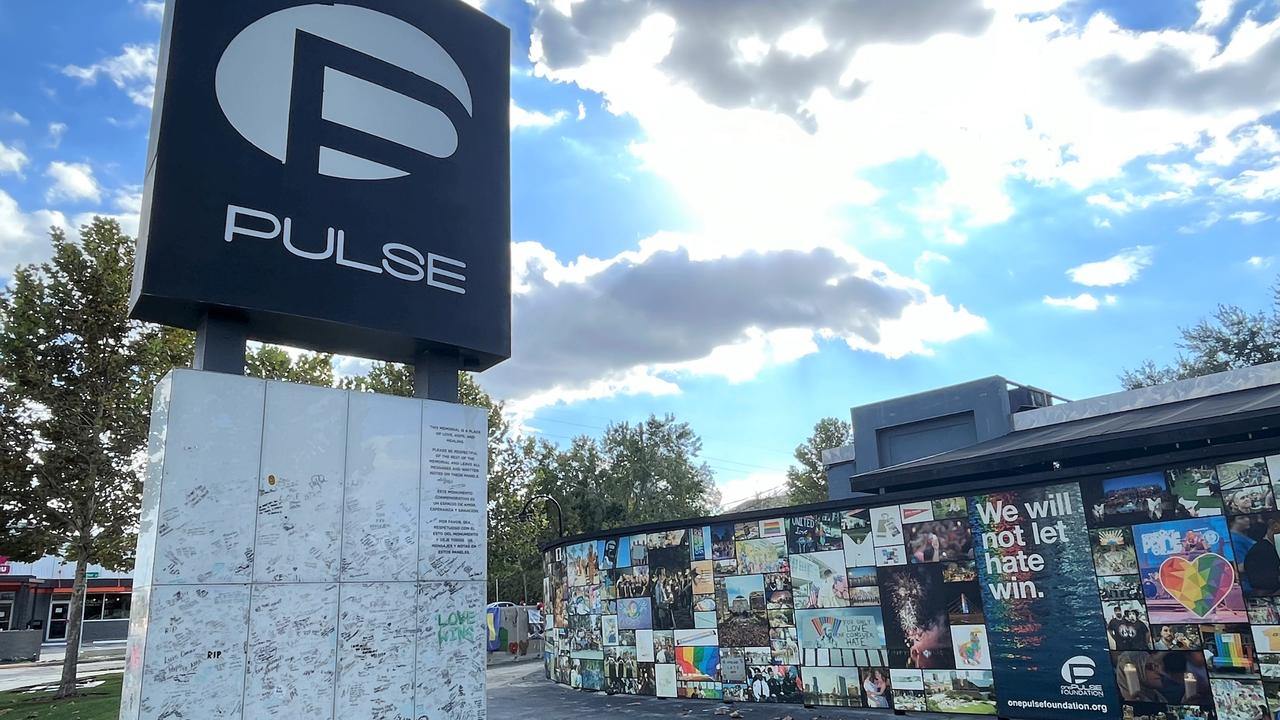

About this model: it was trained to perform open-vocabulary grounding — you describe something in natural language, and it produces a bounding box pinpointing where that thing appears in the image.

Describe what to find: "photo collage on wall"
[542,452,1280,719]
[1080,455,1280,720]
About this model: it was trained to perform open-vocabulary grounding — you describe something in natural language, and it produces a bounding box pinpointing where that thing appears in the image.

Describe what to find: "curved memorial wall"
[542,452,1280,720]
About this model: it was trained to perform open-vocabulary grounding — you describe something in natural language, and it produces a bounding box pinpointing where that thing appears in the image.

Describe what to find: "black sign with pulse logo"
[131,1,510,369]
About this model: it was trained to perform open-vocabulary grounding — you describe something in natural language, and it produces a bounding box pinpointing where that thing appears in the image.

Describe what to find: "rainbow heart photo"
[1158,553,1236,617]
[1134,517,1248,624]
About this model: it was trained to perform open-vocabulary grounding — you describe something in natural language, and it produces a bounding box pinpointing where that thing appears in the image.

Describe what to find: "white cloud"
[1086,193,1133,213]
[530,1,1280,243]
[736,36,770,64]
[62,44,158,108]
[2,111,28,126]
[1194,0,1238,29]
[0,190,68,276]
[1230,210,1270,224]
[487,237,984,415]
[1196,123,1280,166]
[511,1,1280,407]
[1067,246,1154,287]
[717,471,788,509]
[138,1,165,19]
[1043,293,1103,310]
[71,188,143,238]
[576,101,587,120]
[47,122,67,149]
[1094,217,1112,228]
[776,25,828,59]
[914,250,951,272]
[45,161,101,204]
[1178,211,1221,234]
[1247,255,1274,269]
[0,142,29,177]
[1219,164,1280,201]
[510,100,570,130]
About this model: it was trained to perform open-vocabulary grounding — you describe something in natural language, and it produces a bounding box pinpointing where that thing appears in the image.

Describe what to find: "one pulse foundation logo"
[1060,656,1106,698]
[215,3,473,180]
[213,3,472,292]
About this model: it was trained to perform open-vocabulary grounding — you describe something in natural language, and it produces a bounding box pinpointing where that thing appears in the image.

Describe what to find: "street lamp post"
[517,494,564,539]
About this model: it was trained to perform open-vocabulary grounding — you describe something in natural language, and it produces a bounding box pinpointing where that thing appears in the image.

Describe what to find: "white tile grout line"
[331,388,351,720]
[238,379,269,716]
[412,397,425,716]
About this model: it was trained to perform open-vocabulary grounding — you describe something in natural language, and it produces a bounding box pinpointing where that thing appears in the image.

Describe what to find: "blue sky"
[1,0,1279,506]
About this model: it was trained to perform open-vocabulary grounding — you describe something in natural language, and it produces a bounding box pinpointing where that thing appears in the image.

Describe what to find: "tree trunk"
[57,553,90,698]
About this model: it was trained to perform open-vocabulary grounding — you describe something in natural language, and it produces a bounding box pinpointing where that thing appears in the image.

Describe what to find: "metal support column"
[192,310,248,375]
[414,349,460,403]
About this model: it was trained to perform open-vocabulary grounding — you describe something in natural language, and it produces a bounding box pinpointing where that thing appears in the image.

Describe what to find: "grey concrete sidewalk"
[0,659,125,693]
[487,664,967,720]
[3,657,967,719]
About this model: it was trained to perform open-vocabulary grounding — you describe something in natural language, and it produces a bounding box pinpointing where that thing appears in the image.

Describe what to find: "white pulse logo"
[214,3,473,180]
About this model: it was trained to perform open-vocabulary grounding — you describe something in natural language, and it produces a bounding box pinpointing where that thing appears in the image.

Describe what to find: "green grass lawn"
[0,674,121,719]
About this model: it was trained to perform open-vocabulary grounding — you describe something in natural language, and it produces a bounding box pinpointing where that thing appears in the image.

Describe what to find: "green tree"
[785,417,852,504]
[1121,278,1280,389]
[246,345,334,385]
[0,219,163,697]
[542,415,719,536]
[339,360,413,396]
[151,330,336,386]
[487,434,558,602]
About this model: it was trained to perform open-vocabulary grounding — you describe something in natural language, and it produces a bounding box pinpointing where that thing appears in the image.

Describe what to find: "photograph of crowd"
[1226,484,1278,516]
[905,520,974,564]
[1084,472,1189,528]
[1220,459,1272,491]
[711,523,736,561]
[543,452,1280,718]
[718,575,769,646]
[650,567,694,630]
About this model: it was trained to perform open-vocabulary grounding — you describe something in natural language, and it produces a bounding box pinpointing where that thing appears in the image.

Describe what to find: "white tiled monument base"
[119,370,488,720]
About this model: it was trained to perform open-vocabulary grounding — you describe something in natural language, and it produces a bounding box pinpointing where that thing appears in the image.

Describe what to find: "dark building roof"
[849,382,1280,497]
